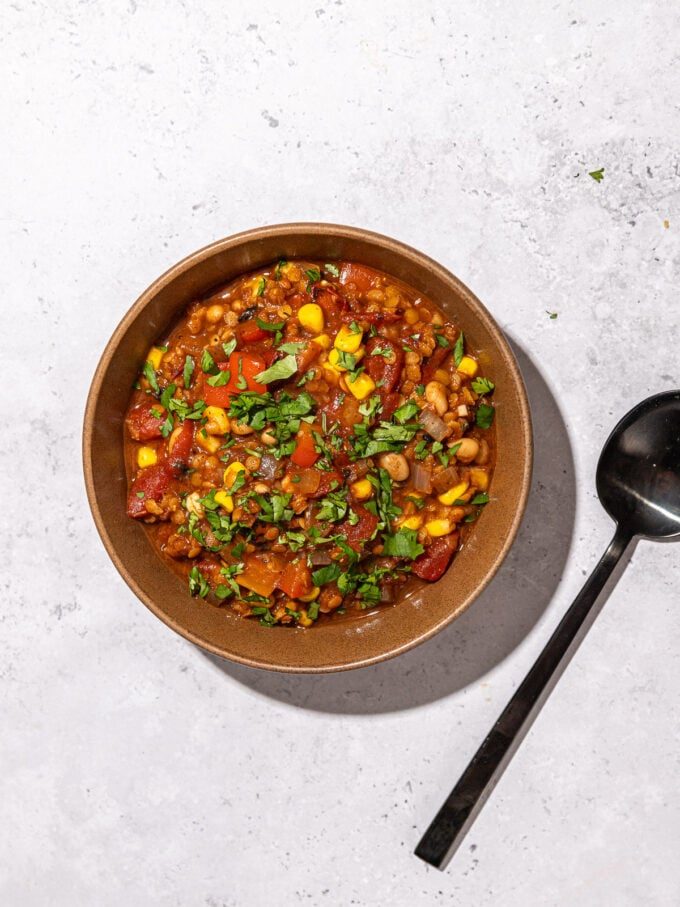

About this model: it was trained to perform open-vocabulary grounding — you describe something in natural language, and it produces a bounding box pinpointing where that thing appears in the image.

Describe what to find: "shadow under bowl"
[83,223,533,673]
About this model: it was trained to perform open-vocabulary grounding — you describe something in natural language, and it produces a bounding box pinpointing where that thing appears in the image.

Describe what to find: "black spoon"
[416,390,680,869]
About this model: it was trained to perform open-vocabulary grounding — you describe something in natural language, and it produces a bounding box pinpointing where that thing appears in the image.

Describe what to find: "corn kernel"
[438,480,470,506]
[298,586,320,603]
[214,490,234,512]
[203,405,230,435]
[196,431,221,453]
[312,333,332,349]
[147,346,165,370]
[404,307,419,325]
[328,346,365,371]
[351,479,373,501]
[401,515,423,530]
[223,461,246,488]
[297,609,313,628]
[457,356,478,377]
[425,518,453,537]
[137,446,157,468]
[334,324,363,353]
[469,468,489,491]
[298,303,324,333]
[346,372,376,401]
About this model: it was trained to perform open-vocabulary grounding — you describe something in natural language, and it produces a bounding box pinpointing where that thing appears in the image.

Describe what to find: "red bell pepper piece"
[202,352,266,406]
[291,428,319,467]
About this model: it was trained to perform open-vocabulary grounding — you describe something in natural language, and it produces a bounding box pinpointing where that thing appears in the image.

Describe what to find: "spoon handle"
[415,524,633,869]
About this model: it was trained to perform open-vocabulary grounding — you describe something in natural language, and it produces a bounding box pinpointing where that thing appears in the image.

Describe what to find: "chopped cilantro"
[222,338,237,357]
[436,334,451,349]
[183,355,195,389]
[324,263,340,277]
[393,401,419,424]
[201,350,219,374]
[142,361,160,394]
[476,404,495,430]
[312,563,342,586]
[256,317,285,334]
[589,168,605,182]
[382,528,424,560]
[453,332,465,367]
[188,566,210,598]
[278,341,305,354]
[305,267,321,291]
[255,354,298,384]
[255,277,266,297]
[471,376,495,395]
[207,369,230,387]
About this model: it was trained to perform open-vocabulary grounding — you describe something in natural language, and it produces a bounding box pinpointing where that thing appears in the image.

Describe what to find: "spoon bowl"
[597,390,680,539]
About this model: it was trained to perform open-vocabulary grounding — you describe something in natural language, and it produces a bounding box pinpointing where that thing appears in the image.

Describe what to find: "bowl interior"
[83,224,532,672]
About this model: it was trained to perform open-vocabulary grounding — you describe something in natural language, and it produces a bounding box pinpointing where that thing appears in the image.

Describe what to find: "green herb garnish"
[143,361,160,394]
[183,355,195,389]
[471,376,495,395]
[254,354,298,384]
[476,403,495,429]
[453,332,465,367]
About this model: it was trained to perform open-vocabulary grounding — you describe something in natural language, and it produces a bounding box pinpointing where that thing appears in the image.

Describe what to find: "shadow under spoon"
[415,390,680,870]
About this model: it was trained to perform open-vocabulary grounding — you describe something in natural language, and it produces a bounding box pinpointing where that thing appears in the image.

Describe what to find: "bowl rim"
[83,222,533,672]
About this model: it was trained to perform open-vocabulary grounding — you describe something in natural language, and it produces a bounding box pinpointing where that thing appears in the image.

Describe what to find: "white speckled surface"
[3,1,680,904]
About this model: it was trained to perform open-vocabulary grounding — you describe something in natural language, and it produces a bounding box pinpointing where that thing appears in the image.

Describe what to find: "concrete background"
[3,1,680,904]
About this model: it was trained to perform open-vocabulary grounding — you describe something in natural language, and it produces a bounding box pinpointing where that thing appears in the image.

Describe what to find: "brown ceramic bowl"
[83,224,532,673]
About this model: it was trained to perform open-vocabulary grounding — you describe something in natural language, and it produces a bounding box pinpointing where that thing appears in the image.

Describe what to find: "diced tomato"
[296,340,323,375]
[412,535,459,581]
[365,337,404,394]
[422,344,450,383]
[362,310,402,326]
[166,419,194,470]
[277,560,314,599]
[380,392,403,421]
[237,320,268,343]
[291,429,319,468]
[125,401,165,441]
[238,552,286,597]
[338,262,375,293]
[313,287,349,316]
[342,505,379,551]
[126,461,174,518]
[202,352,266,406]
[313,468,343,500]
